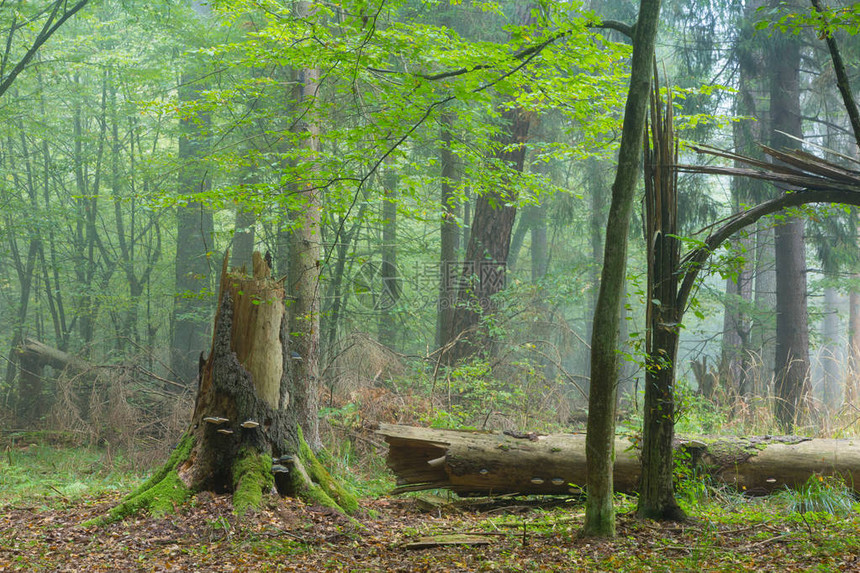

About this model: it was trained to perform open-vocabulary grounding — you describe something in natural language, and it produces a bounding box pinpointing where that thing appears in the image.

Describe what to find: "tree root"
[87,433,195,526]
[289,427,359,515]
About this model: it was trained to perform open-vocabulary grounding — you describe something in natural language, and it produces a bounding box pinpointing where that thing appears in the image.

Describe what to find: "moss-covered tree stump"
[99,252,356,524]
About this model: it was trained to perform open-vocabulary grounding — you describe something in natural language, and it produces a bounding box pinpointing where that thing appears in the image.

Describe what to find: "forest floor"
[2,488,860,572]
[2,440,860,571]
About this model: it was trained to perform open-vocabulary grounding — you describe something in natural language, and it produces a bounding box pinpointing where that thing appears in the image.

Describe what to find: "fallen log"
[376,423,860,495]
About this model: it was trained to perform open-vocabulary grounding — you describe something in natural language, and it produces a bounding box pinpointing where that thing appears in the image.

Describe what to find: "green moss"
[232,447,274,516]
[87,433,195,526]
[296,427,359,514]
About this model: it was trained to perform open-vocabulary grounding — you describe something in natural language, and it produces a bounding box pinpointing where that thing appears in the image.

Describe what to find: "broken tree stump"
[97,252,356,524]
[376,423,860,496]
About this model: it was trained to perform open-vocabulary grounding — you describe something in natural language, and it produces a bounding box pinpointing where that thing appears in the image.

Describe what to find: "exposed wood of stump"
[377,423,860,495]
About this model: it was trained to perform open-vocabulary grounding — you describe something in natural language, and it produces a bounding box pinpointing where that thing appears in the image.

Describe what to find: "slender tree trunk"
[752,221,776,395]
[724,0,768,403]
[322,205,366,362]
[583,158,608,391]
[847,285,860,405]
[288,2,323,451]
[71,75,107,354]
[531,202,548,282]
[437,111,460,350]
[462,185,472,249]
[721,38,760,400]
[585,0,662,537]
[4,116,44,418]
[379,167,400,347]
[821,286,842,412]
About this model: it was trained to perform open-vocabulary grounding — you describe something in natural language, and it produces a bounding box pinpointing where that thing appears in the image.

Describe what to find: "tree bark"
[378,424,860,496]
[820,286,842,412]
[585,0,661,537]
[437,110,459,350]
[848,285,860,406]
[379,166,400,348]
[288,1,323,451]
[723,1,766,402]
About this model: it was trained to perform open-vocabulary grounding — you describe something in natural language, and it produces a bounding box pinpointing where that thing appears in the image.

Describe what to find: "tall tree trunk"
[721,41,759,400]
[530,202,548,282]
[445,104,530,363]
[752,221,776,395]
[847,284,860,406]
[724,0,766,403]
[821,286,842,412]
[231,205,256,271]
[171,71,215,389]
[443,6,535,364]
[437,111,460,350]
[322,205,366,362]
[72,74,107,354]
[379,167,400,347]
[5,119,44,421]
[769,24,809,432]
[462,185,472,249]
[583,157,608,391]
[585,0,662,537]
[288,3,323,451]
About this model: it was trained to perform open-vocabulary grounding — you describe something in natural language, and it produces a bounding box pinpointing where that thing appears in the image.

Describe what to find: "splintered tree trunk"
[101,253,355,523]
[638,84,685,522]
[378,424,860,497]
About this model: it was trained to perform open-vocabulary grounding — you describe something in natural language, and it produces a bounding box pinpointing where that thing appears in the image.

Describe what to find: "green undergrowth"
[318,435,394,499]
[294,427,360,515]
[0,439,141,507]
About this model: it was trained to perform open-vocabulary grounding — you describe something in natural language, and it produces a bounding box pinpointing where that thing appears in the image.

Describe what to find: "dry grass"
[48,363,191,471]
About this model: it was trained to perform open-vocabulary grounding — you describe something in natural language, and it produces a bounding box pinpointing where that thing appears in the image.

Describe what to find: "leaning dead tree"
[378,423,860,496]
[98,252,356,523]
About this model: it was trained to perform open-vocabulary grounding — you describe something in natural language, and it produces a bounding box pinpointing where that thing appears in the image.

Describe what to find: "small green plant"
[674,381,725,434]
[777,474,856,515]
